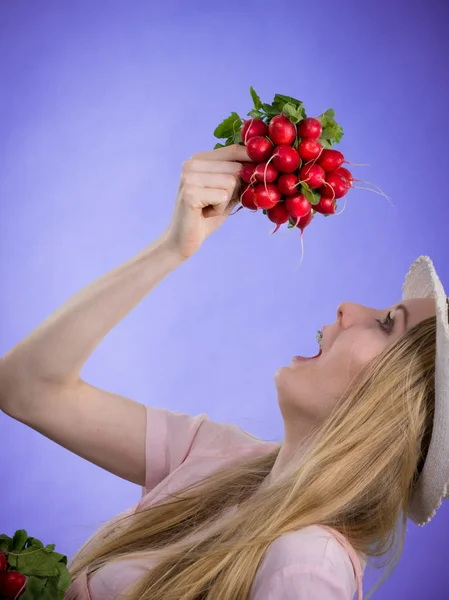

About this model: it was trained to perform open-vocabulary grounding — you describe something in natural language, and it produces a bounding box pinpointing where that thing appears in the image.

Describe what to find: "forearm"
[0,233,184,389]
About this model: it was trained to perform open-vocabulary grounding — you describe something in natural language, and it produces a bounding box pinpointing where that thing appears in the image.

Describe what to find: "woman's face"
[275,297,437,425]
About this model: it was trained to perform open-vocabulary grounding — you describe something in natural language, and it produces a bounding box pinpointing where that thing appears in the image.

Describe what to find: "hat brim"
[402,256,449,525]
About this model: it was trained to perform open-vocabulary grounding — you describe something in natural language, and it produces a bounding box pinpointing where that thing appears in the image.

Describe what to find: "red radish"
[268,114,297,145]
[272,145,301,173]
[254,183,281,209]
[239,162,256,183]
[278,173,300,196]
[335,167,354,186]
[314,196,336,215]
[298,139,322,161]
[267,202,290,233]
[246,136,273,162]
[322,172,350,199]
[320,185,333,199]
[300,164,326,189]
[0,571,27,599]
[254,162,278,183]
[318,149,344,172]
[0,554,7,573]
[297,117,322,140]
[240,185,258,210]
[296,209,314,234]
[285,194,311,219]
[241,119,268,143]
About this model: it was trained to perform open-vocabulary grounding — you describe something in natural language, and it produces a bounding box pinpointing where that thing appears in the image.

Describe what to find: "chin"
[274,365,301,404]
[274,365,291,387]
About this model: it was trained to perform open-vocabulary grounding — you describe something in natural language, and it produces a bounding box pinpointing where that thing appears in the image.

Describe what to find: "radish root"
[345,160,370,167]
[263,154,277,194]
[353,185,394,207]
[353,180,394,207]
[322,181,337,202]
[229,205,244,216]
[303,145,324,168]
[294,232,305,272]
[335,196,348,216]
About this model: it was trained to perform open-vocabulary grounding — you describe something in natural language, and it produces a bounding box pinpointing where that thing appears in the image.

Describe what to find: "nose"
[337,302,349,325]
[337,302,366,328]
[337,303,344,322]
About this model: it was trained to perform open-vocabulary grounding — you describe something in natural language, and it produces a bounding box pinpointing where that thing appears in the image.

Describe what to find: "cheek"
[333,334,385,376]
[275,334,387,415]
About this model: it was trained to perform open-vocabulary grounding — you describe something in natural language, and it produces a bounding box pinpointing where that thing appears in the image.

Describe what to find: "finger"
[182,159,243,175]
[202,189,241,218]
[181,184,232,210]
[203,185,242,217]
[191,144,252,162]
[208,185,241,217]
[204,193,240,217]
[182,172,238,191]
[203,204,229,218]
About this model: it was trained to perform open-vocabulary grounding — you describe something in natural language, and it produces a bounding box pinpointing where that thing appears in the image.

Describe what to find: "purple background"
[1,1,448,597]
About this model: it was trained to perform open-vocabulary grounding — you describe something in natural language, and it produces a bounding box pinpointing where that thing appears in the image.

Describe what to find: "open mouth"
[293,329,323,361]
[293,348,322,361]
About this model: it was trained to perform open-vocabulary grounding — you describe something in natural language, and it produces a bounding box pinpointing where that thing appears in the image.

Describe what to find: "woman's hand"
[164,144,251,260]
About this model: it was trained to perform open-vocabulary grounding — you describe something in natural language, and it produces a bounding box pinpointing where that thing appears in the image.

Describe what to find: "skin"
[266,297,437,485]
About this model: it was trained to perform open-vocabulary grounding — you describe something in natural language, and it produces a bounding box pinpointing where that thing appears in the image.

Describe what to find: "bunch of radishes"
[0,554,26,599]
[0,530,71,600]
[214,88,355,236]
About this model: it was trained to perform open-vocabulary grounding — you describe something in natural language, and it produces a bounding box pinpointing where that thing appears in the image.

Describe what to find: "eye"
[376,311,395,333]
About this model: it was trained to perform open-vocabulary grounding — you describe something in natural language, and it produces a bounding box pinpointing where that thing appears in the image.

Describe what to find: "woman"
[0,144,448,600]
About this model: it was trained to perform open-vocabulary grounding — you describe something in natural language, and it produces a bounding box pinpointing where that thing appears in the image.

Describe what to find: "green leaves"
[1,530,71,600]
[282,103,305,124]
[273,93,304,112]
[301,183,321,205]
[213,112,242,140]
[213,112,243,148]
[56,561,71,597]
[261,103,278,118]
[318,108,344,147]
[213,88,343,157]
[0,534,12,553]
[319,108,336,120]
[272,94,306,124]
[16,548,60,577]
[250,86,262,111]
[19,576,44,600]
[213,87,308,148]
[12,530,28,552]
[249,90,307,124]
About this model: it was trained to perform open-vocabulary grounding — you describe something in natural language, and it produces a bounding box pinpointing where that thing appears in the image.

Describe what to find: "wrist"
[154,232,191,267]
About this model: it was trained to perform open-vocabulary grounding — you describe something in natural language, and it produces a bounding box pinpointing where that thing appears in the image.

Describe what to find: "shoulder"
[252,526,357,600]
[192,411,279,455]
[142,406,279,498]
[149,405,279,456]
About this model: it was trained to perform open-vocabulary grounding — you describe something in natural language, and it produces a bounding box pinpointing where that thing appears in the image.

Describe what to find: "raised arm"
[0,145,248,485]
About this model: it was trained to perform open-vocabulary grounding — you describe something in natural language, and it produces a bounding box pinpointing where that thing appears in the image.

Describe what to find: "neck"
[262,424,319,491]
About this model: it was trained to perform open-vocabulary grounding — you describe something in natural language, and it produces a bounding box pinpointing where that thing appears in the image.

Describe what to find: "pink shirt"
[66,406,365,599]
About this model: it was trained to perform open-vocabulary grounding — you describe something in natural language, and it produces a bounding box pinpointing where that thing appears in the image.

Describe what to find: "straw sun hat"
[402,256,449,525]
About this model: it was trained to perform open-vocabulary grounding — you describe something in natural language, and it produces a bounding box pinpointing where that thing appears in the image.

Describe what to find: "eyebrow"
[395,303,409,329]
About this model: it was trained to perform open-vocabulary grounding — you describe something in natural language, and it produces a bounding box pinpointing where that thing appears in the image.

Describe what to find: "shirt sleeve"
[259,564,354,600]
[142,405,265,495]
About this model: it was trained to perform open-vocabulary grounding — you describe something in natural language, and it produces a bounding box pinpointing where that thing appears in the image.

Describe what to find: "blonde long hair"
[68,315,439,600]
